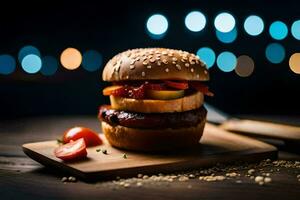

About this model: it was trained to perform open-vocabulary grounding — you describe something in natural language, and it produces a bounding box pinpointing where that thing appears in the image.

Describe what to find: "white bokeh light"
[214,12,236,33]
[185,11,206,32]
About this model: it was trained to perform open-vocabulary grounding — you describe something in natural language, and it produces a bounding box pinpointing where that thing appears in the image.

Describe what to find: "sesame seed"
[191,68,194,72]
[162,51,167,55]
[255,176,264,183]
[126,75,129,79]
[61,177,68,182]
[196,74,200,78]
[147,65,152,69]
[165,68,169,72]
[172,61,176,64]
[130,65,135,70]
[181,59,186,63]
[142,71,146,77]
[157,61,161,66]
[130,60,135,65]
[162,59,168,64]
[185,63,190,67]
[264,177,272,183]
[172,57,177,61]
[204,70,208,74]
[190,61,195,65]
[176,64,181,70]
[142,61,148,65]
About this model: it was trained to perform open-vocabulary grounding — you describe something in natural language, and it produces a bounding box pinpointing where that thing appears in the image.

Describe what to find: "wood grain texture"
[220,119,300,142]
[22,124,277,181]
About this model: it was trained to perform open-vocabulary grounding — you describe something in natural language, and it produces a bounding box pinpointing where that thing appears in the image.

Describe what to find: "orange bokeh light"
[60,48,82,70]
[289,53,300,74]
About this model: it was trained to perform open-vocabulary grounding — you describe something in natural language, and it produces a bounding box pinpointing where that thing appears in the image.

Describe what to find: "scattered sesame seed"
[137,174,143,178]
[204,70,208,74]
[165,68,169,73]
[264,177,272,183]
[142,71,146,77]
[126,75,129,79]
[248,169,255,174]
[185,63,190,67]
[172,57,177,61]
[61,177,68,182]
[142,61,148,65]
[136,182,143,187]
[258,181,264,186]
[124,183,130,188]
[236,180,242,183]
[190,68,194,72]
[147,65,152,69]
[255,176,264,183]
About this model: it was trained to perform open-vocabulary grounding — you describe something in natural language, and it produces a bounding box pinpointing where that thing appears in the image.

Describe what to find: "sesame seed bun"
[101,113,206,152]
[102,48,209,82]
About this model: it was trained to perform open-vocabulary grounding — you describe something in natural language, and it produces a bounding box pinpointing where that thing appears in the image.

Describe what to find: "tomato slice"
[103,85,125,96]
[63,127,102,147]
[190,82,214,96]
[164,81,189,90]
[54,138,87,161]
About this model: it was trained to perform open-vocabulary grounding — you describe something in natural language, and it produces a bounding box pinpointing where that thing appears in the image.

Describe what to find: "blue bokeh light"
[217,51,237,72]
[216,27,237,43]
[291,20,300,40]
[21,54,42,74]
[18,45,41,63]
[196,47,216,68]
[269,21,288,40]
[244,15,264,36]
[214,12,236,33]
[0,55,16,75]
[185,11,206,32]
[82,50,103,72]
[40,56,58,76]
[146,14,168,39]
[265,43,285,64]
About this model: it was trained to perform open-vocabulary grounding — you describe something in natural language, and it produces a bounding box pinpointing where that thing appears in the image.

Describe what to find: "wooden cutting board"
[22,124,277,181]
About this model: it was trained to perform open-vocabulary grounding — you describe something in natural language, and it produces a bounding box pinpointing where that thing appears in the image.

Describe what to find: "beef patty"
[98,106,207,129]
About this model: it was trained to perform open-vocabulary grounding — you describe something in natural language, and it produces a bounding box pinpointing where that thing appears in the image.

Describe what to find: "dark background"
[1,0,300,119]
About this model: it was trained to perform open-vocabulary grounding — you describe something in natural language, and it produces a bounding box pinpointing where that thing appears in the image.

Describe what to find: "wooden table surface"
[1,116,300,200]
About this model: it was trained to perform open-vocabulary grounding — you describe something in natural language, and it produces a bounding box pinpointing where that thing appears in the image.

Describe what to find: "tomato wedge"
[103,85,125,96]
[164,81,189,90]
[54,138,87,161]
[190,82,214,96]
[63,127,102,147]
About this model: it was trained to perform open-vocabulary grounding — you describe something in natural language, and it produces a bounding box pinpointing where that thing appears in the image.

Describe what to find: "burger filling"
[99,105,207,129]
[102,80,213,100]
[100,80,212,129]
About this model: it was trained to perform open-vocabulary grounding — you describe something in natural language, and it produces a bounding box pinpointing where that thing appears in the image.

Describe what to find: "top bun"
[102,48,209,82]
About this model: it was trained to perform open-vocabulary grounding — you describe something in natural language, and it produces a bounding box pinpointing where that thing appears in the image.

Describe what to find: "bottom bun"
[101,117,206,152]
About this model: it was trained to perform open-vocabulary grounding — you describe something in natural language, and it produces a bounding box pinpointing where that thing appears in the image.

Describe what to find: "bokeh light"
[0,55,16,75]
[269,21,288,40]
[235,55,255,77]
[196,47,215,68]
[41,56,58,76]
[82,50,102,72]
[217,51,237,72]
[18,45,40,63]
[244,15,264,36]
[185,11,206,32]
[60,48,82,70]
[289,53,300,74]
[216,27,237,43]
[21,54,42,74]
[291,20,300,40]
[146,14,168,39]
[265,43,285,64]
[214,12,235,33]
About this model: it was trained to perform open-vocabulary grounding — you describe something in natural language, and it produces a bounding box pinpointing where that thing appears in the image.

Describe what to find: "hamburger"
[98,48,212,151]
